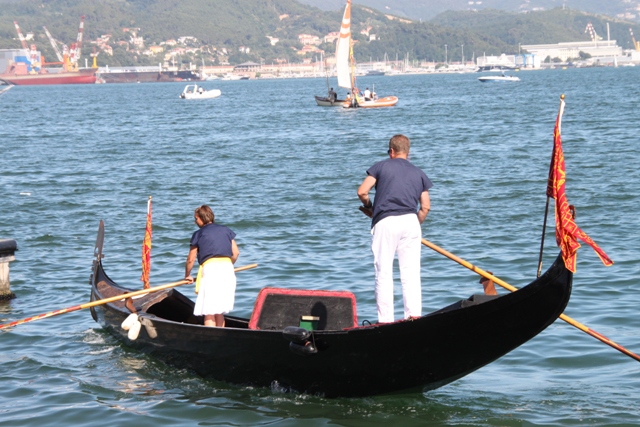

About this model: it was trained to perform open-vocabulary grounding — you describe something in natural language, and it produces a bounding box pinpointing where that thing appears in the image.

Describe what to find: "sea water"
[0,66,639,426]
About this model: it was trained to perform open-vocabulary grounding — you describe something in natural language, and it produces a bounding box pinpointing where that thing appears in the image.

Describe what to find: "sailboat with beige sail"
[336,0,398,108]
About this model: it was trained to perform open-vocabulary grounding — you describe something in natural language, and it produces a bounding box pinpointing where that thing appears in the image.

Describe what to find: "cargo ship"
[1,18,97,85]
[0,48,97,86]
[97,65,200,83]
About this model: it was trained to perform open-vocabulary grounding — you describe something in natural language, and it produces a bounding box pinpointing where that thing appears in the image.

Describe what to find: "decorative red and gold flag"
[141,196,152,289]
[547,97,613,272]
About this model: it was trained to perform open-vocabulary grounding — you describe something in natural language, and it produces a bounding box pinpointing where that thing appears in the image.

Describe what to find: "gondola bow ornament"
[547,96,613,273]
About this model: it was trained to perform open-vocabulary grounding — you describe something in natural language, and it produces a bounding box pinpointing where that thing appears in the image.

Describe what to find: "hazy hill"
[298,0,640,22]
[1,0,638,67]
[436,8,640,49]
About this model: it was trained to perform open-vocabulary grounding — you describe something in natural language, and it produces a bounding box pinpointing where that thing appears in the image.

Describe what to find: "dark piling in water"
[0,239,17,300]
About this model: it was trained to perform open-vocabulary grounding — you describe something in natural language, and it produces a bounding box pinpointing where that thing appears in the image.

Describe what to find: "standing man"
[357,134,432,323]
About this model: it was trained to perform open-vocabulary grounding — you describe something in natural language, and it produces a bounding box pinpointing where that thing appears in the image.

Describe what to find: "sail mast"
[350,40,356,92]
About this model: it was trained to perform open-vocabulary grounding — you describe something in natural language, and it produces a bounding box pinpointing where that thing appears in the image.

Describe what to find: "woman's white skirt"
[193,261,236,315]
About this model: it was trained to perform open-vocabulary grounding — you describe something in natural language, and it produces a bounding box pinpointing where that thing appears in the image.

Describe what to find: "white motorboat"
[220,73,243,81]
[478,72,520,83]
[179,84,221,99]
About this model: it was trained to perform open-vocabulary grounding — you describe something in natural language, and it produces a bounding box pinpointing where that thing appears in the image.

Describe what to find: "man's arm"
[357,175,377,207]
[417,191,430,224]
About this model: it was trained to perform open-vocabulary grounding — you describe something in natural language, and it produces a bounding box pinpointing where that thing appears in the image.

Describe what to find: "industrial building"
[521,40,622,63]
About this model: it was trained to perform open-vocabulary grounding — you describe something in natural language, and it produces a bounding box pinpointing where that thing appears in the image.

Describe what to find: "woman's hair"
[195,205,215,224]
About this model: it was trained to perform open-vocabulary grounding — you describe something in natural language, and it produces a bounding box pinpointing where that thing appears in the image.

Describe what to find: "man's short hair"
[389,134,410,154]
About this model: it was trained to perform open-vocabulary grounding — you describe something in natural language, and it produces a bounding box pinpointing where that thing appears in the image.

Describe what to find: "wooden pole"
[0,263,258,330]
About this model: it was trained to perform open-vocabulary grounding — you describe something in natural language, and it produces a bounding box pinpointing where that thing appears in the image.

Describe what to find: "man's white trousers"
[371,213,422,323]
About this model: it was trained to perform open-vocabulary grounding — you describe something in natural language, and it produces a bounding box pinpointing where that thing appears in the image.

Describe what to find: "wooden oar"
[421,238,640,363]
[0,263,258,330]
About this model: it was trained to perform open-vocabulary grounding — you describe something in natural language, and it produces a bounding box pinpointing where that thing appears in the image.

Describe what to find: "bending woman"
[184,205,239,327]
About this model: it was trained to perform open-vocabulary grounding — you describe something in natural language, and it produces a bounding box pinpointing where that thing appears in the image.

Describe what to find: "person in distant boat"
[198,87,204,94]
[349,88,362,107]
[328,87,337,102]
[346,91,357,107]
[363,87,371,101]
[184,205,239,327]
[357,134,433,323]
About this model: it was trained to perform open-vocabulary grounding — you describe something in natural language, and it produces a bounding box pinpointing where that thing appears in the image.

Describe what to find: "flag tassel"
[141,196,152,289]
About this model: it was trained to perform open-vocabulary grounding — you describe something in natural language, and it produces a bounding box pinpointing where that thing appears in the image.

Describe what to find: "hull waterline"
[0,69,97,85]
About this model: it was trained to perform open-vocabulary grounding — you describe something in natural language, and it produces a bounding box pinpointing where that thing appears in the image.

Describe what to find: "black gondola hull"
[90,232,572,397]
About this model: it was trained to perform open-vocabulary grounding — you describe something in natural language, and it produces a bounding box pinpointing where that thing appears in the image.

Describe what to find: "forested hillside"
[0,0,333,53]
[1,0,638,68]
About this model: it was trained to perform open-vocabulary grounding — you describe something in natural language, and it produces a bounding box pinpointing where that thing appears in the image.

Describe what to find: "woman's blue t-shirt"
[190,223,236,264]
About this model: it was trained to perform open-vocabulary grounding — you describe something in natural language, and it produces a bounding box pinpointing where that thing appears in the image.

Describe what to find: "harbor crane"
[70,16,85,70]
[43,26,64,63]
[76,16,86,58]
[12,18,87,71]
[13,21,40,68]
[585,23,601,44]
[630,28,640,52]
[13,21,29,50]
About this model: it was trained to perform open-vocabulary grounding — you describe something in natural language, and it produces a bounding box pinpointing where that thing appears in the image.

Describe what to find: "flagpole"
[537,94,565,277]
[537,198,551,278]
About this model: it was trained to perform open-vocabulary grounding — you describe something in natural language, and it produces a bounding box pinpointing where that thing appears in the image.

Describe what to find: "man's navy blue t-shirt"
[190,223,236,264]
[367,158,433,227]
